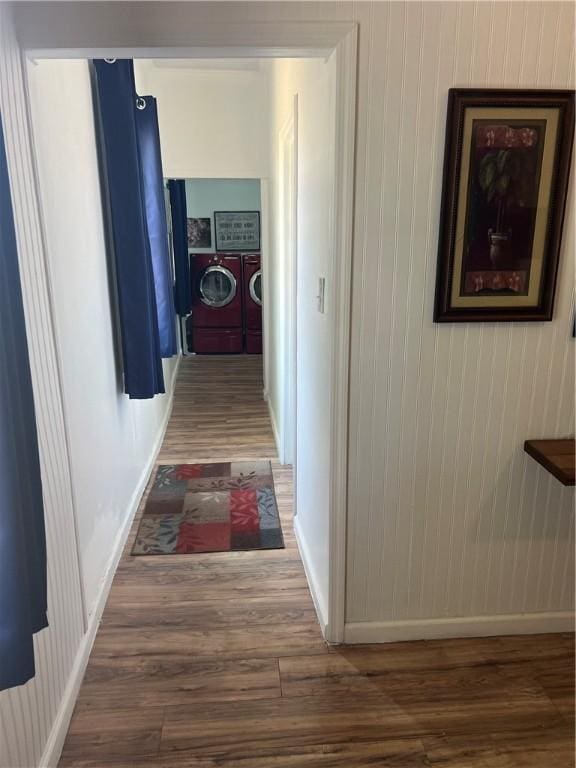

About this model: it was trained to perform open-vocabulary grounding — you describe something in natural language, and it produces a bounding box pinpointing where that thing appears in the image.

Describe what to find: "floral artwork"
[435,89,574,321]
[462,122,544,297]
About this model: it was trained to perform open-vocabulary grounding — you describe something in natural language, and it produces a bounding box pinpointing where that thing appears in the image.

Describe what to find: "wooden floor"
[60,356,575,767]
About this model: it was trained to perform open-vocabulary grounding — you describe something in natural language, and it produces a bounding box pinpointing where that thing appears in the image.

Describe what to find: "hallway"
[59,355,328,765]
[59,357,574,767]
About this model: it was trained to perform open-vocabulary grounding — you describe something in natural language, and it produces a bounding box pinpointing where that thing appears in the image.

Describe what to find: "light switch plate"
[317,277,326,313]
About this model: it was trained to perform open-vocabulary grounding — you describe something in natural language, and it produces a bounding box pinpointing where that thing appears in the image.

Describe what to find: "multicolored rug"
[131,461,284,555]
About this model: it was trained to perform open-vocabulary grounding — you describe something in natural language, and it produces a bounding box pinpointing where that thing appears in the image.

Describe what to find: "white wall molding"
[344,611,576,645]
[40,356,179,768]
[325,25,357,644]
[294,516,329,638]
[13,5,356,57]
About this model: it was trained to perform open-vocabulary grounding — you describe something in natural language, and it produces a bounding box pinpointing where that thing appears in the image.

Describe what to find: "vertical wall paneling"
[345,0,575,630]
[0,6,84,767]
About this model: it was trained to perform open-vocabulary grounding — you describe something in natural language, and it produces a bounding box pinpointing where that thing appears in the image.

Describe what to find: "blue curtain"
[168,179,192,317]
[91,59,165,398]
[0,114,48,691]
[135,96,177,358]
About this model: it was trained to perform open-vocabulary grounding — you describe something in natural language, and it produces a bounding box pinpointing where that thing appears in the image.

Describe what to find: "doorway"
[179,178,263,356]
[22,23,356,643]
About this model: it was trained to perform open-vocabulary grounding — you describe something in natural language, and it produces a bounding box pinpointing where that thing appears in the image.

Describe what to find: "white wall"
[134,59,268,179]
[267,56,337,629]
[27,58,179,619]
[0,20,180,765]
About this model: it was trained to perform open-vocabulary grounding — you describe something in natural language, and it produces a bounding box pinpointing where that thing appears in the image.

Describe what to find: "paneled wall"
[346,1,575,631]
[0,7,85,767]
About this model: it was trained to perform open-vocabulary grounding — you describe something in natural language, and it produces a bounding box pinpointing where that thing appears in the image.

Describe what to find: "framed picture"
[434,88,574,322]
[187,217,211,248]
[214,211,260,251]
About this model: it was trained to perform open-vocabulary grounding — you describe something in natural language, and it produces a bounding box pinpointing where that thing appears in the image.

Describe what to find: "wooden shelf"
[524,439,575,486]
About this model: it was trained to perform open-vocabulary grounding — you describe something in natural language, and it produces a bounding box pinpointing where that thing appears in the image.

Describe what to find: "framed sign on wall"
[214,210,261,251]
[434,88,574,322]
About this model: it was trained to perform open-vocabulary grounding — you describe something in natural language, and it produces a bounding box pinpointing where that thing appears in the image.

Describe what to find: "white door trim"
[326,29,357,643]
[19,15,358,644]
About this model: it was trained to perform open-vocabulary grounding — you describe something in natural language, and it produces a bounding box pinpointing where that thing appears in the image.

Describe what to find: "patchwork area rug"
[132,461,284,555]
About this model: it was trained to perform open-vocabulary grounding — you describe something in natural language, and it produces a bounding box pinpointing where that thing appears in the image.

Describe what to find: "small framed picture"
[187,217,212,248]
[214,211,260,252]
[434,88,574,322]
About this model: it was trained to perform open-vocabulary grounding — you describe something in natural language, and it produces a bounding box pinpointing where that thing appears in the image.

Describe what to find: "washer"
[190,253,243,354]
[242,253,262,354]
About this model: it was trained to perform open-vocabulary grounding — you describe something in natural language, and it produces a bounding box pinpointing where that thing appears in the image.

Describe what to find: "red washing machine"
[190,253,243,354]
[242,253,262,354]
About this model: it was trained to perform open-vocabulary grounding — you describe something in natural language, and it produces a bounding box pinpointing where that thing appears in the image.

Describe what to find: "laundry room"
[182,178,262,355]
[133,59,267,359]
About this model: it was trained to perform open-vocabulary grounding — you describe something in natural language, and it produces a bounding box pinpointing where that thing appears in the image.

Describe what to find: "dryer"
[190,253,243,354]
[242,253,262,354]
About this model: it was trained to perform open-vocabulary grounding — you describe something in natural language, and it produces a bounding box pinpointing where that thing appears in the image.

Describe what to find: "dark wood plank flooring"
[59,356,575,767]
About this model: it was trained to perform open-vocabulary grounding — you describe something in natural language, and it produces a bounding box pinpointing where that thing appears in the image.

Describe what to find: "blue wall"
[184,178,261,254]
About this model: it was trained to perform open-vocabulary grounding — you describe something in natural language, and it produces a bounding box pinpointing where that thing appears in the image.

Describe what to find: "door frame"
[18,14,357,644]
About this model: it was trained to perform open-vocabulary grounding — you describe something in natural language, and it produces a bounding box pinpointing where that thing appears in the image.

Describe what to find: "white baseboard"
[293,516,329,639]
[40,356,180,768]
[263,389,282,461]
[343,610,576,645]
[168,353,181,392]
